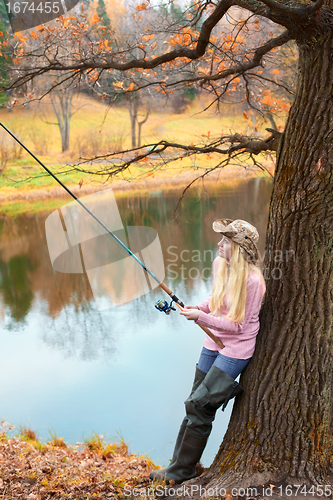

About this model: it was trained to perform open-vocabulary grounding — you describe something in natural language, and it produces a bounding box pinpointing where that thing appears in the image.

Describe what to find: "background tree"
[96,0,111,28]
[127,90,151,148]
[49,77,75,152]
[0,2,12,107]
[1,0,333,490]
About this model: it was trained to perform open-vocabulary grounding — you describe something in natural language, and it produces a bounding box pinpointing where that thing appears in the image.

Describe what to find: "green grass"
[0,94,281,215]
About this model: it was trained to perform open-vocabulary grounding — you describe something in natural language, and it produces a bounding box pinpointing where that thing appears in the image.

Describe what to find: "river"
[0,176,272,467]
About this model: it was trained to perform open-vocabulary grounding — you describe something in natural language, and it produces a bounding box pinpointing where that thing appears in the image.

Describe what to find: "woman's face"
[218,236,232,261]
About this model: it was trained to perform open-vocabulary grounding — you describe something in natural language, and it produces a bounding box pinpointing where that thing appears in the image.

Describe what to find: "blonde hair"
[209,240,265,323]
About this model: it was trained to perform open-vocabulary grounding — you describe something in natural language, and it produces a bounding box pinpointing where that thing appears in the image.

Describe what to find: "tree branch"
[67,130,280,180]
[234,0,326,32]
[243,0,325,20]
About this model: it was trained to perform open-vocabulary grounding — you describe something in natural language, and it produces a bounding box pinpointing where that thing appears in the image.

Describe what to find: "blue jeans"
[197,347,251,380]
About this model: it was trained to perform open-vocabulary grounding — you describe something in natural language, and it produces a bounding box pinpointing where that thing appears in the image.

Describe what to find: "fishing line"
[0,122,225,349]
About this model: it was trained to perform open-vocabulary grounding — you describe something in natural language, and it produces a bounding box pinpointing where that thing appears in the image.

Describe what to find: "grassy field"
[0,94,280,213]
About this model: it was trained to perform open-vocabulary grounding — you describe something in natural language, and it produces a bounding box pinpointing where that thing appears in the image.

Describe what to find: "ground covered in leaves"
[0,429,156,499]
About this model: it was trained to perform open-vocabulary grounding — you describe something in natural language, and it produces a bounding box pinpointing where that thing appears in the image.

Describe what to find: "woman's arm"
[195,297,211,314]
[194,276,263,334]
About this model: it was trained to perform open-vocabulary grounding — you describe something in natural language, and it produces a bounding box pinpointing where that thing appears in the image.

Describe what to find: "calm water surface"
[0,177,272,467]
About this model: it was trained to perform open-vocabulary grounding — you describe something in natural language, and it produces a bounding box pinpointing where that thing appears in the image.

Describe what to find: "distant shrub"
[74,129,124,157]
[0,129,14,174]
[28,128,51,155]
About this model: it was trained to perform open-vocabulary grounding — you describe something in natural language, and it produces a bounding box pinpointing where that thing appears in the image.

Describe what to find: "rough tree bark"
[193,32,333,491]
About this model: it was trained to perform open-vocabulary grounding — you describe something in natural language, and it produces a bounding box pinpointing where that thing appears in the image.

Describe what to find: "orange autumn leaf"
[90,13,101,25]
[272,69,280,74]
[225,490,233,500]
[262,95,274,106]
[31,31,37,39]
[112,81,123,89]
[15,32,28,42]
[142,34,154,41]
[136,2,149,10]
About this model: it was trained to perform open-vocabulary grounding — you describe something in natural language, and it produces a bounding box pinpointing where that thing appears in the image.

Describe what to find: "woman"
[150,219,266,484]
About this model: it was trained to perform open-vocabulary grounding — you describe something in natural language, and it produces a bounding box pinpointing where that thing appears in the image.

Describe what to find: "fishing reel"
[155,299,176,315]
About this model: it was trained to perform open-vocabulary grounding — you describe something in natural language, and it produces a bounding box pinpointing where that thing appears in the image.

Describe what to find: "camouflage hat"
[212,218,259,263]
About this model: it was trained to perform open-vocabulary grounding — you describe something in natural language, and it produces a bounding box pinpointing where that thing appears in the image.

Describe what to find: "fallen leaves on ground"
[0,434,156,499]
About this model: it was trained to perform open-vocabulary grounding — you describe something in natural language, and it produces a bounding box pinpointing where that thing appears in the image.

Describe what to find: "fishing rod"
[0,122,224,350]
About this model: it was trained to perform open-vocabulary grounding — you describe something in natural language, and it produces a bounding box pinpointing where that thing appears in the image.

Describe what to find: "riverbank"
[0,163,274,216]
[0,429,155,499]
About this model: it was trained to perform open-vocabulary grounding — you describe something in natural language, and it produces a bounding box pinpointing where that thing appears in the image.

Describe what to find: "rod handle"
[158,283,225,350]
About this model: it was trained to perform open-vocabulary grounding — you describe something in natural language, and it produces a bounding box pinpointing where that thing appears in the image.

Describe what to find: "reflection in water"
[0,254,35,324]
[0,178,272,466]
[39,302,116,361]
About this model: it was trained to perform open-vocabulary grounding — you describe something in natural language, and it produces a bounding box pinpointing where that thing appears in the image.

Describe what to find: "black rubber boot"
[185,365,243,439]
[150,429,207,483]
[168,365,206,465]
[150,366,243,484]
[150,365,206,481]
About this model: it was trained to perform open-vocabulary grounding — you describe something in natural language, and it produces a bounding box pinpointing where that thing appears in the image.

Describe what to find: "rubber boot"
[184,365,243,439]
[169,365,206,465]
[150,365,206,481]
[150,366,243,484]
[153,429,207,483]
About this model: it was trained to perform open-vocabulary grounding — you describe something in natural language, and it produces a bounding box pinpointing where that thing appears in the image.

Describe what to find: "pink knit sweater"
[195,257,265,359]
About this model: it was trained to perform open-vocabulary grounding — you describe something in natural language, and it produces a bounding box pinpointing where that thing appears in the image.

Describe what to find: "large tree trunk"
[193,35,333,490]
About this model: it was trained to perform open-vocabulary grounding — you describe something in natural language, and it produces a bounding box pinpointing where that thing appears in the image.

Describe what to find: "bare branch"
[171,149,272,220]
[63,130,280,182]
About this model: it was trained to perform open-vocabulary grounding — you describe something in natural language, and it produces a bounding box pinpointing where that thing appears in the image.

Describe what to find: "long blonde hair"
[209,241,265,323]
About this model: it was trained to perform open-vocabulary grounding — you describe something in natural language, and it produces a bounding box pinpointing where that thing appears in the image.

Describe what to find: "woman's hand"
[184,305,199,310]
[180,308,200,321]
